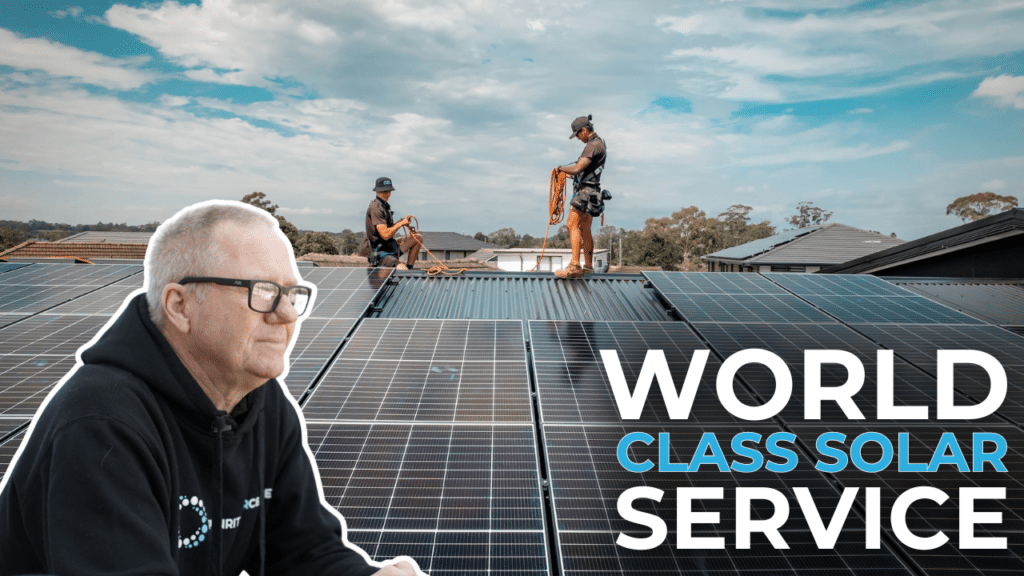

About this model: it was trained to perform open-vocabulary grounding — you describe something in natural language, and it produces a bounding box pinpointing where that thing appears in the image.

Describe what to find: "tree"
[338,229,359,255]
[786,201,832,228]
[241,192,298,250]
[487,227,521,248]
[624,230,683,271]
[712,204,775,251]
[295,232,340,256]
[946,192,1018,222]
[473,232,487,242]
[0,227,29,252]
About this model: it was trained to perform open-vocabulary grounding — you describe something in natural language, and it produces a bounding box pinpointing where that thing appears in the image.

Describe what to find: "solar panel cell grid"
[664,292,835,324]
[0,264,142,286]
[791,424,1024,575]
[0,356,77,417]
[304,319,532,423]
[803,294,982,324]
[544,424,913,576]
[0,315,108,355]
[766,274,909,297]
[690,322,999,424]
[0,430,27,477]
[530,321,759,424]
[0,284,109,314]
[0,263,31,274]
[643,271,789,295]
[281,318,352,400]
[307,422,548,575]
[0,417,28,442]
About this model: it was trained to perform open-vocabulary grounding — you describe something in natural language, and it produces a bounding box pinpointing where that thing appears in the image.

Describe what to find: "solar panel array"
[302,319,550,575]
[3,263,1023,576]
[887,278,1024,330]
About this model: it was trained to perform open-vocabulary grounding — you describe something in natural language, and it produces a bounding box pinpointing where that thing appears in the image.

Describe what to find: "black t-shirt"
[577,133,606,189]
[365,197,398,254]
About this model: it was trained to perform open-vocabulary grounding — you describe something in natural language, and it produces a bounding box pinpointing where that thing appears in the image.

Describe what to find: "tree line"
[3,191,1016,261]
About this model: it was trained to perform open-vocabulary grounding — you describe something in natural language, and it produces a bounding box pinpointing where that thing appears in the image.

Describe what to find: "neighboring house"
[478,248,610,272]
[415,232,500,262]
[821,208,1024,278]
[702,223,905,273]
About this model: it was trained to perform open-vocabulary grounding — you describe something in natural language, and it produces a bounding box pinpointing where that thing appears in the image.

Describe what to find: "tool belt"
[366,240,400,266]
[570,179,612,217]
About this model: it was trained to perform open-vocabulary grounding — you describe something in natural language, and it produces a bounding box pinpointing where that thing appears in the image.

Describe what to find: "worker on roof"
[554,114,608,279]
[362,176,422,270]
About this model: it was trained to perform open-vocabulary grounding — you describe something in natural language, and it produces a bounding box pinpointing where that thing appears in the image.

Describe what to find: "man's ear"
[162,283,192,333]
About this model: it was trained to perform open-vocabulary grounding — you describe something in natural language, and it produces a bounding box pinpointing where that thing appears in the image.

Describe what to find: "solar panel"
[282,318,353,400]
[0,263,31,274]
[38,276,143,316]
[0,429,27,477]
[801,294,983,325]
[543,424,914,576]
[0,356,77,417]
[304,268,391,320]
[0,315,109,356]
[665,292,835,324]
[690,322,998,424]
[766,274,909,297]
[0,417,27,442]
[890,279,1024,327]
[0,263,142,286]
[530,321,758,424]
[0,315,29,330]
[643,271,789,295]
[791,424,1024,575]
[855,324,1024,426]
[0,284,114,314]
[304,319,532,423]
[307,422,549,575]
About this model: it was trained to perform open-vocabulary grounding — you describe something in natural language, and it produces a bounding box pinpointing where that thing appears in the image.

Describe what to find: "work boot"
[554,262,583,279]
[581,265,595,274]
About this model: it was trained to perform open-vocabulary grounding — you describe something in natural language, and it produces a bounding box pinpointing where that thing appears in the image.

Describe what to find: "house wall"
[872,235,1024,278]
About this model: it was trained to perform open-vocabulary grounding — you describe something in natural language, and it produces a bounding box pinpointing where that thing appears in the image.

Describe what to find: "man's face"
[576,127,591,143]
[187,222,300,386]
[377,190,393,202]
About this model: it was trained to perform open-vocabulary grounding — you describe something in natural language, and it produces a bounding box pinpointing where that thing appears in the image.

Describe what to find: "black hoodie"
[0,294,377,576]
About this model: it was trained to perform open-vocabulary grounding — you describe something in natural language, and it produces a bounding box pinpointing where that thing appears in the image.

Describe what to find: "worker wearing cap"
[554,114,607,279]
[364,177,422,269]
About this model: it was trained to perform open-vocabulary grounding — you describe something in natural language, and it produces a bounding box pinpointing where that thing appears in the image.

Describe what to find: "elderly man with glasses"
[0,201,420,576]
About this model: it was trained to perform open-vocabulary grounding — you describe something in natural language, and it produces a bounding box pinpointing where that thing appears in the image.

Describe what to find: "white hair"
[145,200,280,326]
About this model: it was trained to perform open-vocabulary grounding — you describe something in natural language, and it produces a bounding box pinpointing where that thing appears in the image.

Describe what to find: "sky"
[0,0,1022,241]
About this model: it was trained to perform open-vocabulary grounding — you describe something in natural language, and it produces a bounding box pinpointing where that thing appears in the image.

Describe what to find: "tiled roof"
[705,223,905,265]
[56,231,153,244]
[0,241,147,261]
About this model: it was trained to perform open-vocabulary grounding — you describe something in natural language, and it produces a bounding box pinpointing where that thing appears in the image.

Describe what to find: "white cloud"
[279,207,334,216]
[0,28,155,90]
[849,108,873,114]
[972,74,1024,109]
[105,0,339,88]
[981,178,1006,191]
[50,7,84,19]
[526,20,545,32]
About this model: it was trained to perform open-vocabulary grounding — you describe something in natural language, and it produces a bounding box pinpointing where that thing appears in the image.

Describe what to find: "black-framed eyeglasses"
[179,277,314,316]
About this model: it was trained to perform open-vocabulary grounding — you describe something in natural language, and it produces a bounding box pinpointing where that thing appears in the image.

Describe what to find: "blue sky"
[1,0,1022,240]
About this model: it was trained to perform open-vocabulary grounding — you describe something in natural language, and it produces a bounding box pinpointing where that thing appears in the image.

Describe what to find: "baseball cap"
[569,115,592,139]
[373,176,395,192]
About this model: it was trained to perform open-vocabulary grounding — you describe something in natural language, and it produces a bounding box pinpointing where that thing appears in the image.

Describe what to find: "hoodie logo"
[178,495,212,549]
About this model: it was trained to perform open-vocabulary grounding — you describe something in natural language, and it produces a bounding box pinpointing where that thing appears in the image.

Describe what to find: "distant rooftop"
[417,232,499,251]
[57,231,153,244]
[0,241,147,261]
[704,223,904,265]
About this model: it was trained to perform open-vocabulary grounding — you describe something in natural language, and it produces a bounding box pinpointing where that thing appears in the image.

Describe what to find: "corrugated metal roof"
[886,277,1024,326]
[375,273,670,321]
[705,226,819,260]
[822,208,1024,274]
[706,223,905,265]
